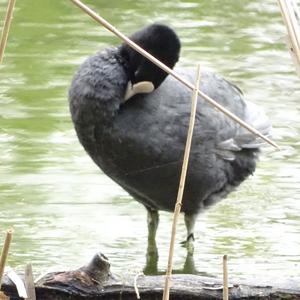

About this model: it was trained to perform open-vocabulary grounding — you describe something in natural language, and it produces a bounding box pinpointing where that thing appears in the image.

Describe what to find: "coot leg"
[144,208,159,274]
[147,208,159,242]
[183,213,198,254]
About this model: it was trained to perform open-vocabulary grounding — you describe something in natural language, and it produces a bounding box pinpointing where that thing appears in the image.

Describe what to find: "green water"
[0,0,300,282]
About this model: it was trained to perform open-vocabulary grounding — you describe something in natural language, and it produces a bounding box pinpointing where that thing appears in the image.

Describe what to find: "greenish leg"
[147,208,159,242]
[184,213,198,255]
[144,208,159,275]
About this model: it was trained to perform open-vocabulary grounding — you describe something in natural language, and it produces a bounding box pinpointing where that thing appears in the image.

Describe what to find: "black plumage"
[69,24,271,246]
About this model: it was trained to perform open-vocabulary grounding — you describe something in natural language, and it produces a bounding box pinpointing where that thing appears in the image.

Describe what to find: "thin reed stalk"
[0,229,13,289]
[223,255,228,300]
[278,0,300,76]
[25,264,36,300]
[69,0,278,150]
[162,64,202,300]
[0,0,16,64]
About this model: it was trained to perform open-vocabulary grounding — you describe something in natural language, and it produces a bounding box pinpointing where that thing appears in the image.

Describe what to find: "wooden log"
[1,252,300,300]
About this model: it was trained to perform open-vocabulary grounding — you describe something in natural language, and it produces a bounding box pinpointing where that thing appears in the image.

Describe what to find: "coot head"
[120,23,181,90]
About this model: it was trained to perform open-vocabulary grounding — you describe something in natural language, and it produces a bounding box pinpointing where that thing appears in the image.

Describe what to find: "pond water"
[0,0,300,283]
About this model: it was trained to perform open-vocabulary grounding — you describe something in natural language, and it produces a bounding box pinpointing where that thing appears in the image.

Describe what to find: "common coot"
[69,23,271,251]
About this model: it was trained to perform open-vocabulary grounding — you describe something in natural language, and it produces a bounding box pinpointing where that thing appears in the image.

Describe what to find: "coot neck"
[69,48,129,160]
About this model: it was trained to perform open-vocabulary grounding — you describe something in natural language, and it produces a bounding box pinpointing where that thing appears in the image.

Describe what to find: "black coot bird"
[69,24,271,252]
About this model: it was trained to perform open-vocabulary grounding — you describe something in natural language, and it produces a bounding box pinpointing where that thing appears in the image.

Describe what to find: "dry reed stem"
[162,64,202,300]
[25,264,36,300]
[284,1,300,55]
[278,0,300,76]
[0,229,13,289]
[0,0,16,64]
[280,1,300,60]
[223,255,228,300]
[69,0,279,150]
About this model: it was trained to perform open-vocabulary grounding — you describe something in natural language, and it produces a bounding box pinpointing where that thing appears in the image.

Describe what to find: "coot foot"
[181,213,197,254]
[180,233,195,254]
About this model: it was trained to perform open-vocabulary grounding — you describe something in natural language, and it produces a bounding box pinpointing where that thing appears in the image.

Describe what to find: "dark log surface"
[1,253,300,300]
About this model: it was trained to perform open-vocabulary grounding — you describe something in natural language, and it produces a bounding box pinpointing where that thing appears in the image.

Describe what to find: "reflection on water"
[0,0,300,281]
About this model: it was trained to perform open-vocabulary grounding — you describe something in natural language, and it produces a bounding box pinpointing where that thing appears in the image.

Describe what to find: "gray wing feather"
[236,100,272,148]
[217,100,271,159]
